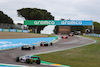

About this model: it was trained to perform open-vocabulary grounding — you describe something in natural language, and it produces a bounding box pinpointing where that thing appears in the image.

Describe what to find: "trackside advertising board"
[0,28,29,33]
[24,20,93,26]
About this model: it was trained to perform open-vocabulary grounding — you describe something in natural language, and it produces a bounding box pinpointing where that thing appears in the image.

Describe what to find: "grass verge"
[37,36,100,67]
[29,32,55,37]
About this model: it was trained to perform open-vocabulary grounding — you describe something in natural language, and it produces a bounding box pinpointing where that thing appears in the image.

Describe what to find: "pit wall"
[0,37,57,50]
[85,33,100,37]
[0,28,29,33]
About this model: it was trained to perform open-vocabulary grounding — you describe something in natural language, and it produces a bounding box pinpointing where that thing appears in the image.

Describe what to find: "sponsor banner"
[17,30,22,32]
[93,34,95,36]
[0,28,29,33]
[10,29,16,32]
[0,28,3,31]
[22,30,29,33]
[86,34,100,38]
[24,20,93,26]
[3,29,9,32]
[99,34,100,37]
[96,34,99,37]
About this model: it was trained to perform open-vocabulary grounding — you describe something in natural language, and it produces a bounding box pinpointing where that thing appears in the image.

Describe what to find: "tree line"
[17,8,54,33]
[0,11,13,24]
[54,22,100,34]
[0,8,100,34]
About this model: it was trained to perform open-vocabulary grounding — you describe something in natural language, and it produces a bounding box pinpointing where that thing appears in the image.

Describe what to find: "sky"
[0,0,100,34]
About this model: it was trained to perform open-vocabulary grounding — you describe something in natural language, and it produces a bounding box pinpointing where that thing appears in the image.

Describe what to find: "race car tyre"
[28,47,31,50]
[30,59,33,64]
[21,47,24,50]
[33,46,35,49]
[26,59,30,64]
[40,44,42,46]
[15,57,19,62]
[46,44,48,46]
[50,43,53,45]
[36,60,41,64]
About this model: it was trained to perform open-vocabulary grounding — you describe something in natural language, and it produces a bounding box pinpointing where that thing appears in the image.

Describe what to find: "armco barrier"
[0,28,29,33]
[85,33,100,37]
[3,29,9,32]
[10,29,16,32]
[0,37,56,50]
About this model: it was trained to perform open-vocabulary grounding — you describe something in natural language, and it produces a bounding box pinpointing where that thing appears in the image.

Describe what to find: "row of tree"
[93,22,100,34]
[0,11,13,24]
[54,21,100,34]
[17,8,54,33]
[0,8,100,34]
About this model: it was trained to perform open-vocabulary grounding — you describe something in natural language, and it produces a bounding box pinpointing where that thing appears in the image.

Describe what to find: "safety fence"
[0,37,57,50]
[0,28,29,33]
[85,33,100,37]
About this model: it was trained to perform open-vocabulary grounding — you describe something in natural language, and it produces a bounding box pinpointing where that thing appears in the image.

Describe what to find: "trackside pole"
[92,25,94,34]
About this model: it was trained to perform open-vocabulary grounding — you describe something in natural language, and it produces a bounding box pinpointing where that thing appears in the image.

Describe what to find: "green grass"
[37,36,100,67]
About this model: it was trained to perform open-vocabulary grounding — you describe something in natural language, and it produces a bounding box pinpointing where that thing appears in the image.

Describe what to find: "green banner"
[24,20,93,26]
[17,30,22,32]
[3,29,9,32]
[24,20,55,25]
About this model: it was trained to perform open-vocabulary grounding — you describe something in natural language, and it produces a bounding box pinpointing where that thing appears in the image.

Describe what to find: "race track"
[0,35,95,67]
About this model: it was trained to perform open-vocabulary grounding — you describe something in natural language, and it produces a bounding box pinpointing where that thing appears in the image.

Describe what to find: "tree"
[0,11,13,24]
[53,19,65,34]
[71,26,88,34]
[17,8,54,33]
[93,22,100,34]
[17,23,23,25]
[53,26,59,34]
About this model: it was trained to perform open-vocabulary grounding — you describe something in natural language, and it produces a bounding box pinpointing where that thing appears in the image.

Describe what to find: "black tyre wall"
[15,57,19,62]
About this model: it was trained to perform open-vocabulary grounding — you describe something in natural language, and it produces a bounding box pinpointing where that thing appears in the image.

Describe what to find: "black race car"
[15,55,41,64]
[21,44,35,50]
[40,41,53,46]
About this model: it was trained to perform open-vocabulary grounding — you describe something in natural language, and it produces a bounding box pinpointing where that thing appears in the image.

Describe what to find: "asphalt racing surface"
[0,35,95,67]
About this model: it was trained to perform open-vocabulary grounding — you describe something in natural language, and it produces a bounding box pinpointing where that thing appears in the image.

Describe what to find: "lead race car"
[15,55,41,64]
[21,44,35,50]
[40,41,53,46]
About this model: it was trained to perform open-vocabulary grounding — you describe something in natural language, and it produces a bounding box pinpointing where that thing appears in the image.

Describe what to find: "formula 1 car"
[62,35,68,39]
[69,33,74,36]
[15,55,41,64]
[21,44,35,50]
[40,41,53,46]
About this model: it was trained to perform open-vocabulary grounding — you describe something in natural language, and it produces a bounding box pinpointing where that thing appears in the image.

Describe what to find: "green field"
[37,36,100,67]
